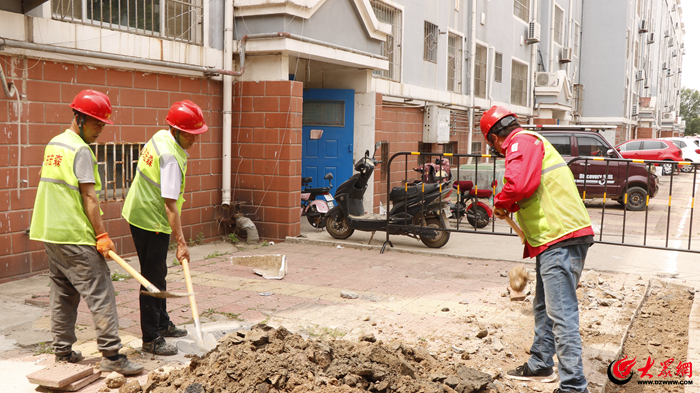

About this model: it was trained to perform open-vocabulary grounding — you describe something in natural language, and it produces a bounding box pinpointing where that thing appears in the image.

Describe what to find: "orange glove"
[96,232,116,258]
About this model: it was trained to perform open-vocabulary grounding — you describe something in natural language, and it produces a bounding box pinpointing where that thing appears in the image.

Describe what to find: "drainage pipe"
[1,63,21,199]
[468,0,477,157]
[222,0,234,207]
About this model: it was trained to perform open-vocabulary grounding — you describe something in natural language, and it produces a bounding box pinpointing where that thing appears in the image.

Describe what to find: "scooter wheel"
[306,205,323,228]
[326,213,354,239]
[466,205,490,229]
[420,217,450,248]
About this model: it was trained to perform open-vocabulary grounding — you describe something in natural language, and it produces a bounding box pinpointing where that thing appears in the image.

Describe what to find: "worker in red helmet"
[480,105,593,393]
[29,90,143,375]
[122,100,208,356]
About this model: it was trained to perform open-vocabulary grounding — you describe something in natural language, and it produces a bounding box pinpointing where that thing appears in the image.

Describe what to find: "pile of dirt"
[147,324,492,393]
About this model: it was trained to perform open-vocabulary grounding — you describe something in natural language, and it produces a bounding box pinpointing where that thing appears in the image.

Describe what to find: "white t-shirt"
[73,147,95,184]
[160,132,185,200]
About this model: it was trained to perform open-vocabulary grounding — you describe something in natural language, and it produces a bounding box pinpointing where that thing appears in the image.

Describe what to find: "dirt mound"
[147,324,492,393]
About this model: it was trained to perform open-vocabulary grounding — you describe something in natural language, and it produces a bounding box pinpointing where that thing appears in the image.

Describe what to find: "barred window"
[91,143,144,201]
[371,0,402,82]
[443,141,457,165]
[514,0,529,22]
[511,60,528,106]
[424,21,438,63]
[475,44,487,98]
[554,5,564,45]
[495,52,503,83]
[447,33,463,93]
[51,0,203,45]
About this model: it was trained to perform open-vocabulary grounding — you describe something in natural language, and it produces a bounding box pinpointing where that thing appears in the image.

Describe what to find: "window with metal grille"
[371,0,402,82]
[51,0,203,45]
[424,21,438,63]
[511,60,528,106]
[514,0,529,22]
[471,141,482,156]
[475,44,487,98]
[495,52,503,83]
[443,141,457,165]
[417,141,432,165]
[554,5,564,45]
[447,33,463,93]
[302,100,345,127]
[91,143,144,202]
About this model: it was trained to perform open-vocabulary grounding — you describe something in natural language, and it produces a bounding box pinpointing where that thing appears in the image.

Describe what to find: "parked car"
[615,139,684,175]
[521,125,659,211]
[661,137,700,172]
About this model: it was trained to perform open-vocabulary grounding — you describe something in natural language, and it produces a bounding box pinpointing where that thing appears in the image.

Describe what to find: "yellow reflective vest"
[512,131,591,247]
[122,130,187,234]
[29,130,102,245]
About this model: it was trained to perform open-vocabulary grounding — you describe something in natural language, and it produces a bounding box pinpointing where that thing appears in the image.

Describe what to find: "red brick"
[235,113,264,128]
[119,88,146,107]
[43,62,77,83]
[184,176,201,192]
[26,80,61,103]
[239,144,264,159]
[25,59,43,80]
[291,81,303,97]
[187,159,211,175]
[254,97,279,112]
[134,73,158,90]
[279,222,300,239]
[11,232,42,254]
[181,77,202,94]
[180,208,199,226]
[13,188,37,210]
[240,81,265,97]
[169,92,191,105]
[267,175,297,192]
[25,102,45,124]
[233,97,254,112]
[235,128,254,143]
[232,158,253,174]
[0,168,17,190]
[265,81,292,96]
[0,234,10,255]
[20,145,44,166]
[255,222,278,240]
[133,108,159,125]
[106,69,133,88]
[209,189,221,205]
[236,174,263,190]
[146,90,170,109]
[190,191,210,208]
[30,250,50,272]
[252,190,278,207]
[265,113,294,128]
[111,107,133,125]
[76,65,106,85]
[0,254,31,279]
[60,84,89,104]
[254,129,278,144]
[44,102,68,124]
[199,143,219,159]
[279,129,301,144]
[278,190,297,208]
[0,146,9,167]
[158,74,180,91]
[279,96,302,113]
[0,100,8,123]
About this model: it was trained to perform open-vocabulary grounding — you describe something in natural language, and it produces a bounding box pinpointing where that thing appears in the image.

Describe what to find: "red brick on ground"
[26,362,94,388]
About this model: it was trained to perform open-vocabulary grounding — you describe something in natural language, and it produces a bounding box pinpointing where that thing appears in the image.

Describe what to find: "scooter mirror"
[375,141,382,150]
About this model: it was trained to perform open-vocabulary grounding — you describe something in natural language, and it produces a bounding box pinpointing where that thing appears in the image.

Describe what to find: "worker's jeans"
[527,243,589,392]
[129,225,172,343]
[45,242,122,357]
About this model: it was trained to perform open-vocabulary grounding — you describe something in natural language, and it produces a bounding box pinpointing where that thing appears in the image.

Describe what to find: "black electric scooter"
[326,143,452,249]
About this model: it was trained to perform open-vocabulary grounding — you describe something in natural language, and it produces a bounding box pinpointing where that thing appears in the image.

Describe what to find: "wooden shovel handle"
[181,259,199,319]
[504,216,526,245]
[108,251,160,293]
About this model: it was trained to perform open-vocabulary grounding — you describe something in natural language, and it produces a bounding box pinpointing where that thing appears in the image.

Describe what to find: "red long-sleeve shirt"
[494,129,594,258]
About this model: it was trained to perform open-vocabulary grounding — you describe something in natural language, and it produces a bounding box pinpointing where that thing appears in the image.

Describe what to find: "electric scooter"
[300,173,335,228]
[326,143,453,248]
[450,180,494,228]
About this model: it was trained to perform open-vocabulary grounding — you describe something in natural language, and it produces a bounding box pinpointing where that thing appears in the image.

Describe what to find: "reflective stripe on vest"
[511,130,591,247]
[121,130,187,234]
[29,130,102,245]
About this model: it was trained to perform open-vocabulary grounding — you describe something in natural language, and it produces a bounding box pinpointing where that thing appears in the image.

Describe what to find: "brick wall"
[230,81,303,240]
[0,55,227,282]
[637,127,653,139]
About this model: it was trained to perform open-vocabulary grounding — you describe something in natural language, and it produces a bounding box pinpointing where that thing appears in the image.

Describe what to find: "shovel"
[504,216,526,245]
[108,251,192,298]
[181,258,217,351]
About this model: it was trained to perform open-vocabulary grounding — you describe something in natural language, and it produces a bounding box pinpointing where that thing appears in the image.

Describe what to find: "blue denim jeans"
[527,243,590,392]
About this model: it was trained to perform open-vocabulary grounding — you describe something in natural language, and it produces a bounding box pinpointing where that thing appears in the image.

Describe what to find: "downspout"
[222,0,234,207]
[488,45,495,107]
[1,64,21,199]
[549,1,555,72]
[468,0,476,157]
[529,0,538,122]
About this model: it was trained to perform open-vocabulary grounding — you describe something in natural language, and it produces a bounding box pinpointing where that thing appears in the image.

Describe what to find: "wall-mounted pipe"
[222,0,234,207]
[468,0,477,157]
[1,63,21,198]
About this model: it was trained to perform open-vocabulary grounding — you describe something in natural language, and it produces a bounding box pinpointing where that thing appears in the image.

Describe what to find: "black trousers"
[130,224,171,342]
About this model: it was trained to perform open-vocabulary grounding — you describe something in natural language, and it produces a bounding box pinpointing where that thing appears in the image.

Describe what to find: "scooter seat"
[390,183,440,201]
[303,187,330,194]
[469,188,493,198]
[453,181,474,191]
[301,177,313,185]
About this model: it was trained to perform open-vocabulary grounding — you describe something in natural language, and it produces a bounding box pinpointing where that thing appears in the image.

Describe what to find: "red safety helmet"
[166,100,208,134]
[70,90,114,124]
[479,105,517,139]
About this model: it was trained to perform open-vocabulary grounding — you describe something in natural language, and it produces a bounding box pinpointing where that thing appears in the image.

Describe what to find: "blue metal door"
[302,89,354,192]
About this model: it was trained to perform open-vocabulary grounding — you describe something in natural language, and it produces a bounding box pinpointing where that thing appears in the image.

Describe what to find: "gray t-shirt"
[73,147,95,184]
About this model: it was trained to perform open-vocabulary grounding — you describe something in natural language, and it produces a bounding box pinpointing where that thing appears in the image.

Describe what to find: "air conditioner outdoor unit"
[647,32,655,43]
[639,20,648,33]
[527,21,541,43]
[560,47,572,63]
[535,72,559,88]
[663,112,675,120]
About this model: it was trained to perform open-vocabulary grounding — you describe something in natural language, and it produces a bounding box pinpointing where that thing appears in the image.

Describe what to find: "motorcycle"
[413,157,452,184]
[326,143,453,248]
[300,173,335,228]
[450,180,495,229]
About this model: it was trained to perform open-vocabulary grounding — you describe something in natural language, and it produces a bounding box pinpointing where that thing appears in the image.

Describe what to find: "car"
[615,139,684,175]
[661,137,700,172]
[521,125,659,211]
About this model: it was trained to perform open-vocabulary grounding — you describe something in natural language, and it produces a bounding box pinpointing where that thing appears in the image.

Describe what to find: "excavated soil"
[147,324,493,393]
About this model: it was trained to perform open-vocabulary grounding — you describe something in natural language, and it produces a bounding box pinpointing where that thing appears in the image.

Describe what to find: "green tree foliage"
[681,88,700,135]
[687,118,700,136]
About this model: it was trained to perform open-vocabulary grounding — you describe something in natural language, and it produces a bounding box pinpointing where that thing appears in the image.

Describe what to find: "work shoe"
[553,389,589,393]
[506,363,557,383]
[99,355,144,375]
[142,337,178,356]
[55,350,84,363]
[158,322,187,338]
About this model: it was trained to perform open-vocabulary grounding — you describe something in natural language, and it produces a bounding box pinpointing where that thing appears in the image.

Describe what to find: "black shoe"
[55,350,84,363]
[99,355,144,375]
[142,337,178,356]
[553,389,589,393]
[506,362,557,383]
[158,322,187,338]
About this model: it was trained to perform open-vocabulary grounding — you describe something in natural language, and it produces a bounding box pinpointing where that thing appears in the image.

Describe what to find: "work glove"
[96,232,117,258]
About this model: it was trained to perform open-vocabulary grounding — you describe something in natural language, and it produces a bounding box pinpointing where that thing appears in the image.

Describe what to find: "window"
[443,142,457,165]
[475,44,487,98]
[634,41,639,69]
[671,140,686,149]
[554,5,564,45]
[577,137,608,157]
[511,60,528,106]
[447,33,463,93]
[424,21,438,62]
[91,143,144,201]
[51,0,203,44]
[543,135,572,156]
[418,142,432,165]
[643,141,666,150]
[574,22,580,57]
[620,141,642,151]
[371,1,402,82]
[302,100,345,127]
[471,142,482,155]
[494,52,503,83]
[514,0,529,22]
